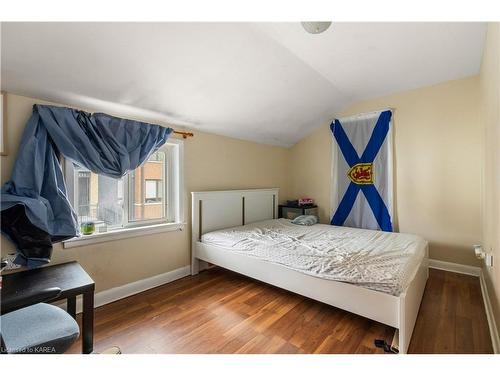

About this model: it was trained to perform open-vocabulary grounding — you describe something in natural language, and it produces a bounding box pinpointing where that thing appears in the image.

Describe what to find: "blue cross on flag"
[330,110,394,232]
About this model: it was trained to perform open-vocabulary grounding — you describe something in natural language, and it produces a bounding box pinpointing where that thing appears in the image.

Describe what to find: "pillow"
[291,215,318,226]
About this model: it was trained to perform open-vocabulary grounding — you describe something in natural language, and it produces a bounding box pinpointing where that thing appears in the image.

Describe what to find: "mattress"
[201,219,427,296]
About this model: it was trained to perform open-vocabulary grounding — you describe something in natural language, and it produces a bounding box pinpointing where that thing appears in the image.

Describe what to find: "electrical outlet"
[486,253,493,267]
[474,244,485,260]
[473,244,493,267]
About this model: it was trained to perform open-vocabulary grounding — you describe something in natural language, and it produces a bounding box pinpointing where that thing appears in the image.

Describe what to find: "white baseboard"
[56,265,190,314]
[428,259,481,277]
[429,258,499,353]
[480,272,500,354]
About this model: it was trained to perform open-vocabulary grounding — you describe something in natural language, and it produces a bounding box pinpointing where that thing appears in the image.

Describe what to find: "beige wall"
[289,123,333,224]
[480,23,500,332]
[290,76,482,266]
[0,93,291,292]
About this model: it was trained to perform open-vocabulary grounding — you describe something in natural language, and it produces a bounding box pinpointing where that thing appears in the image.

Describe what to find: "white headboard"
[191,188,279,274]
[191,188,279,244]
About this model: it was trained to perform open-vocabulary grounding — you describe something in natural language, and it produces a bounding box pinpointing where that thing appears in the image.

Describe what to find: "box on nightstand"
[278,204,318,220]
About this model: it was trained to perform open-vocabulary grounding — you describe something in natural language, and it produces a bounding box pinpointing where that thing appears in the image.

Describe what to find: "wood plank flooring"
[67,268,493,354]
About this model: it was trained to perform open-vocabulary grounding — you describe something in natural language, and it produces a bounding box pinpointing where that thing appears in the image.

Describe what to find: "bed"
[191,188,429,354]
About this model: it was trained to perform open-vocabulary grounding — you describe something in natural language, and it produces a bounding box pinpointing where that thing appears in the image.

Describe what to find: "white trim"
[480,272,500,354]
[63,222,185,248]
[56,265,190,313]
[428,259,499,353]
[169,137,185,224]
[428,259,482,276]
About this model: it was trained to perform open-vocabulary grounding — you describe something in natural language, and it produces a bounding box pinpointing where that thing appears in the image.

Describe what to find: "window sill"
[62,222,185,249]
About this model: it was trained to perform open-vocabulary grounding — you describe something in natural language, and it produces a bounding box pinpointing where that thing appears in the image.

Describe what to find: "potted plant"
[80,221,96,235]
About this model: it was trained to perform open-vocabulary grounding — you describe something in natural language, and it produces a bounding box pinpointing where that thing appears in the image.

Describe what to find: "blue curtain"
[1,105,172,267]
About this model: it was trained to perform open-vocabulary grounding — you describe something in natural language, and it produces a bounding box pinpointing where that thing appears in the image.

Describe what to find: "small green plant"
[80,222,95,235]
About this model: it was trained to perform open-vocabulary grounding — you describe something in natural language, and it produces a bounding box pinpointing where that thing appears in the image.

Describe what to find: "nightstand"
[278,204,318,220]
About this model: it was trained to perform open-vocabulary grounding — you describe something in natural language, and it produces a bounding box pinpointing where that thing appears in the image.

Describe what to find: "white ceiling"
[1,22,486,147]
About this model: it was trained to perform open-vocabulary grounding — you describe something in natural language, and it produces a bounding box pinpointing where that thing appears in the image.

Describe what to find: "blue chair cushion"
[0,303,80,354]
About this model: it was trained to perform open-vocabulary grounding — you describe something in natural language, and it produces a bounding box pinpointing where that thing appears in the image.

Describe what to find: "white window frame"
[63,138,184,248]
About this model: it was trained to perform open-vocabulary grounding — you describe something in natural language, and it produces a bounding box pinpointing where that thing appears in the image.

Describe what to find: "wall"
[480,23,500,332]
[290,76,482,266]
[0,93,291,292]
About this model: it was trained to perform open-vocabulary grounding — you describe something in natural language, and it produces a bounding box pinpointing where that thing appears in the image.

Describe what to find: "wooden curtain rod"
[173,130,194,139]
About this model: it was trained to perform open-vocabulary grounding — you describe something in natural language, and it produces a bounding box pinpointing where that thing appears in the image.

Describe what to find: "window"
[145,180,162,203]
[64,140,183,238]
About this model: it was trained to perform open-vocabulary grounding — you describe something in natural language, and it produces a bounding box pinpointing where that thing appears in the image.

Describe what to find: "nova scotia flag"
[330,110,394,232]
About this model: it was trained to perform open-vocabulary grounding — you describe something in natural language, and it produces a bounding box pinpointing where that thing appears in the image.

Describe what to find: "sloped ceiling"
[1,22,486,147]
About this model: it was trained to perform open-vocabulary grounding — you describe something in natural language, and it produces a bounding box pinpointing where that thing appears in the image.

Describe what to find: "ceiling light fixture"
[301,22,332,34]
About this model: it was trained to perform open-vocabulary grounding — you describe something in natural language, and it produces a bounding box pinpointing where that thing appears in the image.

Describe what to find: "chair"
[0,286,80,354]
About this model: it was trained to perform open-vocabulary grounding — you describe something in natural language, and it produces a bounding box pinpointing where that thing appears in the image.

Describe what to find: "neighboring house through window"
[65,139,183,234]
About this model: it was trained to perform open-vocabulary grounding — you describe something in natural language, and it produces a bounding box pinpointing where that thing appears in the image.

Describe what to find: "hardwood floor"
[67,268,493,354]
[408,269,492,353]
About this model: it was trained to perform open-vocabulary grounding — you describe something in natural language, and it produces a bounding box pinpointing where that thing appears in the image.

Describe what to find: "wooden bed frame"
[191,188,428,354]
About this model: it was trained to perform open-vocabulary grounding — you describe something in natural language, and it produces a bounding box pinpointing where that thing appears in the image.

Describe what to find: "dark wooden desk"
[1,261,95,354]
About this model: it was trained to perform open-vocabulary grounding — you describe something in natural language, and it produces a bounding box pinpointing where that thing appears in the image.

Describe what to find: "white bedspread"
[201,219,427,296]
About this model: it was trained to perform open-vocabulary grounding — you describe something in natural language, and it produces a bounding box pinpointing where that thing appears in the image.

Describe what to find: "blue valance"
[1,104,172,267]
